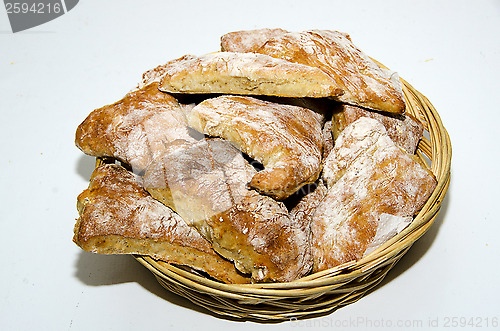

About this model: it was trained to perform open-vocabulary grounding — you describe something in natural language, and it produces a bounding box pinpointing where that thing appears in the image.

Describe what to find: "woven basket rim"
[95,71,452,320]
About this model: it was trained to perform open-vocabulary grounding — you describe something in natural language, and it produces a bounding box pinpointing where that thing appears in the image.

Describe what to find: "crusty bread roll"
[75,82,193,173]
[313,117,436,271]
[205,192,313,282]
[221,29,405,114]
[158,52,343,98]
[185,95,324,200]
[74,163,250,284]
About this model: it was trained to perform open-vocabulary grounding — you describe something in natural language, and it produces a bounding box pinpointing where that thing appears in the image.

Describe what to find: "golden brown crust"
[221,28,289,53]
[221,29,405,114]
[75,83,193,172]
[313,118,436,271]
[206,193,313,282]
[186,95,324,200]
[74,163,249,284]
[142,138,312,282]
[158,52,343,98]
[332,104,424,154]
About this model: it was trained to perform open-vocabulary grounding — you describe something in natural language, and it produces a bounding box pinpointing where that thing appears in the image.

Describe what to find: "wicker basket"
[97,73,451,321]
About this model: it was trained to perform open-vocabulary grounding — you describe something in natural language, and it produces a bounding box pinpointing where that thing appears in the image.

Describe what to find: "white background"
[1,1,499,330]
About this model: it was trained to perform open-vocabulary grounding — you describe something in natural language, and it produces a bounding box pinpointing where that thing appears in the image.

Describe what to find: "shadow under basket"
[96,75,452,322]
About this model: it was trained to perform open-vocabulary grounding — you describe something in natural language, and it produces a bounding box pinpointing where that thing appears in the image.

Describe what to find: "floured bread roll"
[143,138,312,282]
[74,163,250,284]
[158,52,343,98]
[221,29,405,114]
[312,117,437,271]
[210,193,313,282]
[332,104,424,154]
[75,82,194,173]
[186,95,324,199]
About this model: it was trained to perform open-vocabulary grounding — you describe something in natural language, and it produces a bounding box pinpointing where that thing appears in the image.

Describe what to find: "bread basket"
[95,67,451,322]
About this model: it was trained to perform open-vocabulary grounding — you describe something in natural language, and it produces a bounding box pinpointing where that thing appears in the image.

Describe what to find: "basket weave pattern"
[93,74,451,321]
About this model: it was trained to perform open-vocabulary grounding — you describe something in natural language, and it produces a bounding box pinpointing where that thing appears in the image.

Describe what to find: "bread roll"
[186,95,324,199]
[74,164,250,284]
[221,29,405,114]
[75,83,193,173]
[158,52,343,98]
[313,117,436,271]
